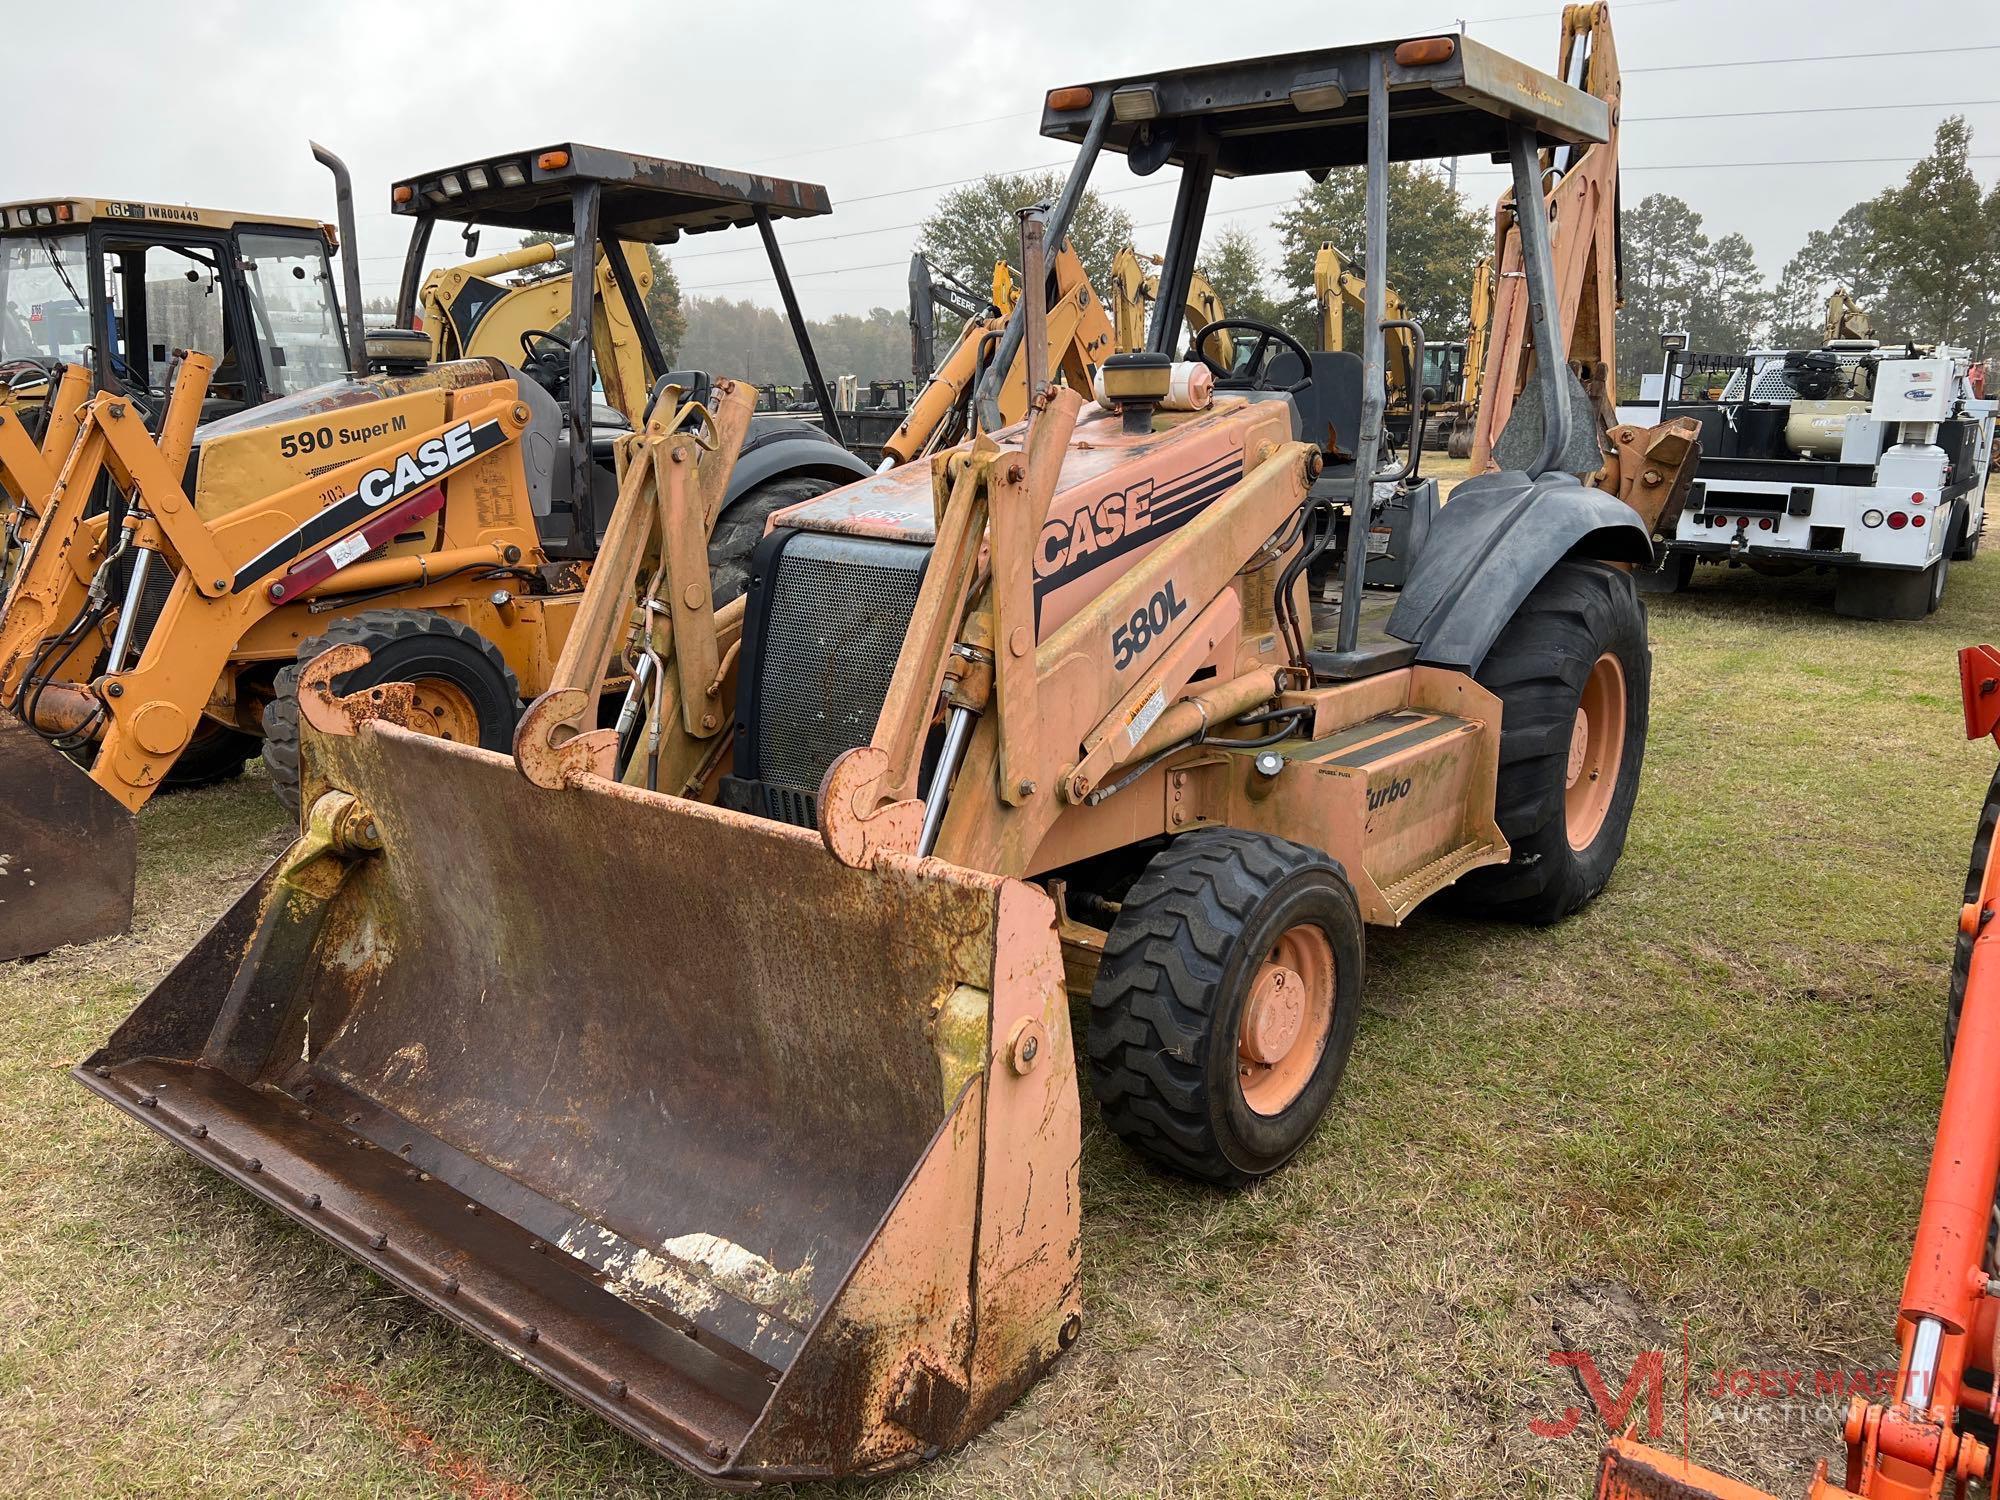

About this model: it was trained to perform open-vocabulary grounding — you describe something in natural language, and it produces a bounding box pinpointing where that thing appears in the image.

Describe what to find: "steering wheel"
[1193,319,1313,394]
[520,329,569,365]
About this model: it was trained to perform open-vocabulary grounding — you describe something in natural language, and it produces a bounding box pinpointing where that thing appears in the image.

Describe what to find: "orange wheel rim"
[1565,651,1626,852]
[1237,923,1335,1116]
[405,680,482,744]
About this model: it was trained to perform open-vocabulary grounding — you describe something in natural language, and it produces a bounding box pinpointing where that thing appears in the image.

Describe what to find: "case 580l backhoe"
[80,14,1698,1485]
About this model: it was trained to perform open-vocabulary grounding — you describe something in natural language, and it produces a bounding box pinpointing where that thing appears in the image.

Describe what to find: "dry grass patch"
[2,541,1994,1496]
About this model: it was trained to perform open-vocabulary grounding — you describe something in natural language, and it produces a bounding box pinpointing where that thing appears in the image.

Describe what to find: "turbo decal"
[229,418,506,594]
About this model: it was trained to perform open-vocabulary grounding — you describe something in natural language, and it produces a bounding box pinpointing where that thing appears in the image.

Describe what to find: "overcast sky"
[8,0,1996,317]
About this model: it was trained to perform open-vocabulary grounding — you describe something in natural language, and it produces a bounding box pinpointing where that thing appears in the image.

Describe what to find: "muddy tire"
[709,475,836,607]
[1448,561,1649,924]
[1086,828,1365,1186]
[161,721,260,789]
[262,610,521,813]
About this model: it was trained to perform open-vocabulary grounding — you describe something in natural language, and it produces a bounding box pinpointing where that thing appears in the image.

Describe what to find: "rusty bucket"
[77,701,1082,1483]
[0,715,136,960]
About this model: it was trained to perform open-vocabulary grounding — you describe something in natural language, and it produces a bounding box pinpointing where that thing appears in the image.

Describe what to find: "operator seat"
[1262,349,1367,461]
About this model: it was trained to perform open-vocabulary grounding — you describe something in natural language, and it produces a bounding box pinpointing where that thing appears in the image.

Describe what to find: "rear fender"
[723,426,873,510]
[1385,470,1651,672]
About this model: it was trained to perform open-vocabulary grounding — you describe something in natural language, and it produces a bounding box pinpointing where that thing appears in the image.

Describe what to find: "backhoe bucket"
[77,716,1082,1484]
[0,715,136,959]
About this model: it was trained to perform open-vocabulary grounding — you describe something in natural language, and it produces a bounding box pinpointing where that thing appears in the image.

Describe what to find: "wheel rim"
[1565,651,1627,853]
[1237,923,1336,1116]
[404,678,483,743]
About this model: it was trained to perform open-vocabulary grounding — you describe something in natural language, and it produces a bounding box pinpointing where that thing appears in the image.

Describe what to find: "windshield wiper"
[37,236,85,310]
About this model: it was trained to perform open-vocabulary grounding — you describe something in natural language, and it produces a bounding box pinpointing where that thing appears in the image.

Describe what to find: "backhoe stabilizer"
[77,694,1083,1483]
[0,714,135,960]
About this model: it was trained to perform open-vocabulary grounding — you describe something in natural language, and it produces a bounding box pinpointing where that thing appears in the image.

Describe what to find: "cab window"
[238,232,347,394]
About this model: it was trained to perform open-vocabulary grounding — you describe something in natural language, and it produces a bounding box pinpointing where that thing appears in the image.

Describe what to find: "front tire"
[1448,561,1649,924]
[262,610,521,813]
[1086,829,1365,1186]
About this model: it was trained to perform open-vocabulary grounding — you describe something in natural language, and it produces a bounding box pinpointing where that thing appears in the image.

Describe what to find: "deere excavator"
[81,16,1699,1483]
[0,144,868,960]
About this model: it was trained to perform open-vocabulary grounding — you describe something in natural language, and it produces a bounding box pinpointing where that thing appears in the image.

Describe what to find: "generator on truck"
[80,12,1698,1484]
[0,144,868,960]
[1596,641,2000,1500]
[1645,316,1995,618]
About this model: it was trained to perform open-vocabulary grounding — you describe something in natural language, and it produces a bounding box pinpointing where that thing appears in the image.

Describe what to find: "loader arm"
[1111,244,1231,363]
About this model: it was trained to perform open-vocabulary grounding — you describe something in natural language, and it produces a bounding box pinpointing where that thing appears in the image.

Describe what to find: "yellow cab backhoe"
[1446,254,1494,458]
[0,143,868,959]
[80,18,1700,1484]
[0,195,354,582]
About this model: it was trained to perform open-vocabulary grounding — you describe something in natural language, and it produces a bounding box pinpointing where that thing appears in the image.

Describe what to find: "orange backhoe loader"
[80,20,1697,1484]
[1594,648,2000,1498]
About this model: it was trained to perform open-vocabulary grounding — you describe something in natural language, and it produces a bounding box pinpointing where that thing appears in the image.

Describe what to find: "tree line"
[480,117,1996,401]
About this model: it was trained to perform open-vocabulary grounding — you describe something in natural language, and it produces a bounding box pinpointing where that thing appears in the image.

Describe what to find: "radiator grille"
[747,531,928,809]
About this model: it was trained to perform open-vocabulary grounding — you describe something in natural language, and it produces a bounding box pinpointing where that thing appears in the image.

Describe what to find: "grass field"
[5,510,1997,1497]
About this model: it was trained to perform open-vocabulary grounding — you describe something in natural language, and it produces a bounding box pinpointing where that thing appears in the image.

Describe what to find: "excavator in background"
[1447,255,1494,458]
[1315,242,1419,447]
[0,144,867,960]
[876,234,1114,466]
[82,23,1697,1482]
[1596,642,2000,1498]
[1110,244,1230,362]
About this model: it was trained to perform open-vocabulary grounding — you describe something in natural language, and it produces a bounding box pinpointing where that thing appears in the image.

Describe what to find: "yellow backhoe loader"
[1446,255,1494,459]
[1110,243,1230,362]
[0,144,867,960]
[877,237,1115,466]
[82,20,1700,1484]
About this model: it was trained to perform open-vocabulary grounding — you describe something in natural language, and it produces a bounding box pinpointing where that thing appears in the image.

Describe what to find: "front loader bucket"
[78,719,1082,1484]
[0,715,136,959]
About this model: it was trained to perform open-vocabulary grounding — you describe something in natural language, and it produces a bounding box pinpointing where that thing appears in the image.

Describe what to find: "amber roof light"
[1046,86,1094,112]
[1394,37,1457,66]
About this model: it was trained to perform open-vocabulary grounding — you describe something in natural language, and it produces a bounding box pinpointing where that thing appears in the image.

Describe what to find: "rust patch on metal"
[0,714,135,959]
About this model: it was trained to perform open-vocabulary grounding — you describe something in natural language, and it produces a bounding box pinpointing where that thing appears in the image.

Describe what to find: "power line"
[1628,43,2000,74]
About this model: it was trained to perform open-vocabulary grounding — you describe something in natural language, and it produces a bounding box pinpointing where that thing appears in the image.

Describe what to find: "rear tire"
[1448,561,1649,924]
[262,610,521,813]
[160,721,259,789]
[1954,508,1983,563]
[1086,829,1365,1186]
[1835,563,1941,620]
[709,475,836,607]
